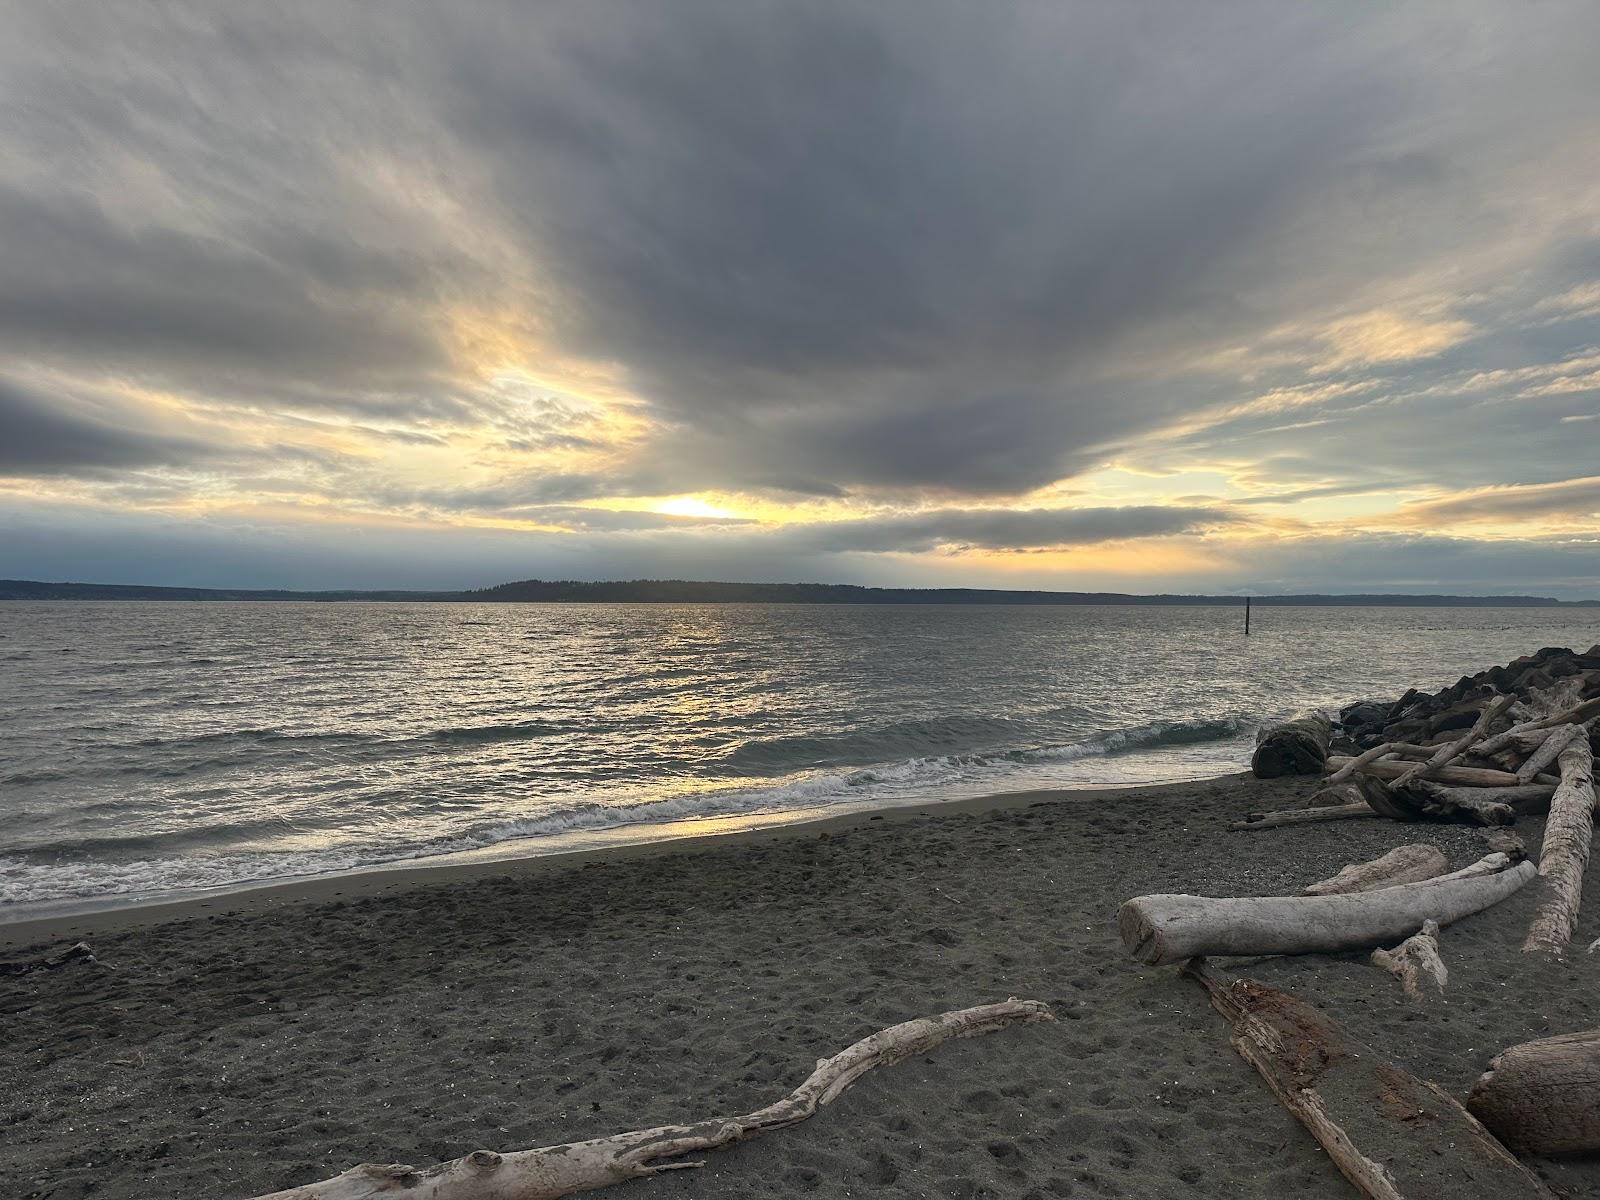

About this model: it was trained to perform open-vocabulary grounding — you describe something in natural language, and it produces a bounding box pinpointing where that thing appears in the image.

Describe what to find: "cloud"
[1395,476,1600,526]
[2,3,1600,591]
[773,505,1240,555]
[0,375,221,473]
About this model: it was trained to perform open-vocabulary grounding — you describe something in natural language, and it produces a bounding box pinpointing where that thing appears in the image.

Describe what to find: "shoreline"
[6,769,1597,1200]
[0,778,1171,951]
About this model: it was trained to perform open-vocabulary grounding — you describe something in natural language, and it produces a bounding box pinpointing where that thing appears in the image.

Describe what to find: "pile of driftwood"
[1118,647,1600,1198]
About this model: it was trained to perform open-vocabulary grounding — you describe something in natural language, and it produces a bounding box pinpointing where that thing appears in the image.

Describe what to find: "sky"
[2,2,1599,596]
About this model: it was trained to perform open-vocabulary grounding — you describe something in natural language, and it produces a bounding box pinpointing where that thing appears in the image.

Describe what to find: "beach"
[5,772,1598,1200]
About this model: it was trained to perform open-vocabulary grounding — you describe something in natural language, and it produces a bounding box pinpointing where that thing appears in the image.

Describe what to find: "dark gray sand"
[4,774,1598,1200]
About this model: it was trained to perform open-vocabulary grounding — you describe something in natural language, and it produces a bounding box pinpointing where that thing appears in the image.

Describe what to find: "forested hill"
[3,578,1597,606]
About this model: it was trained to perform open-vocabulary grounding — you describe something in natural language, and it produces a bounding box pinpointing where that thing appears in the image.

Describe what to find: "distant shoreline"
[4,577,1597,606]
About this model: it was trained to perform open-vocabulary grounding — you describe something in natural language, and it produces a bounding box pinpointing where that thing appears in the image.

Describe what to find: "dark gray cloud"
[0,376,218,473]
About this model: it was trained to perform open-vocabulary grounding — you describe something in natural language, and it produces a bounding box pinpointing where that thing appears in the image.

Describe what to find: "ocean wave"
[0,713,1251,907]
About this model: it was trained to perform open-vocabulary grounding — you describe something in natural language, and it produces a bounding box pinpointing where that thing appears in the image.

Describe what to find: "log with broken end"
[1119,853,1534,965]
[1251,709,1334,778]
[1468,1029,1600,1155]
[1184,961,1553,1199]
[1514,724,1583,784]
[1302,844,1448,896]
[1522,732,1596,954]
[246,998,1054,1200]
[1370,920,1447,999]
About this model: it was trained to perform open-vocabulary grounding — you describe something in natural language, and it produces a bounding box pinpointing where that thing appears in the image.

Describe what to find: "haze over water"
[3,601,1597,915]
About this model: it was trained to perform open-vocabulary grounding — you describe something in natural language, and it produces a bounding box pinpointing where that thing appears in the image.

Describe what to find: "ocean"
[3,601,1596,917]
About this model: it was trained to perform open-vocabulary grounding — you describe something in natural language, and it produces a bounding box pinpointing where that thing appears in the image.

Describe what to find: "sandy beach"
[4,773,1598,1200]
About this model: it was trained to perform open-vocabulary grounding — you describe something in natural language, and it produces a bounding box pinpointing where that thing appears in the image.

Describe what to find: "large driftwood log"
[1184,962,1553,1199]
[1325,756,1554,788]
[1467,1030,1600,1154]
[1416,784,1554,813]
[249,999,1053,1200]
[1515,724,1582,784]
[1375,779,1517,827]
[1303,845,1448,896]
[1230,801,1380,832]
[1394,694,1516,788]
[1252,710,1334,777]
[1370,920,1447,998]
[1522,732,1596,954]
[1119,853,1534,965]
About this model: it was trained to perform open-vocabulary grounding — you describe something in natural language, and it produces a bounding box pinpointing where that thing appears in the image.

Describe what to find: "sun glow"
[651,495,739,519]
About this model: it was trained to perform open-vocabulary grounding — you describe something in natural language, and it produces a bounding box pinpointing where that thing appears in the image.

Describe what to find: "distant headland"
[3,578,1597,606]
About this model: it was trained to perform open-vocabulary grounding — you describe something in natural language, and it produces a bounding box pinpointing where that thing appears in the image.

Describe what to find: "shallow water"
[2,601,1596,910]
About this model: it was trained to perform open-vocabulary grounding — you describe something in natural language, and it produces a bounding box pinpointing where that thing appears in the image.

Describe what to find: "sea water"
[2,601,1596,914]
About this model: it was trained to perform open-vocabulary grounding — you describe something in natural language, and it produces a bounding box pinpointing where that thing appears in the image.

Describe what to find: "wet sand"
[4,773,1598,1199]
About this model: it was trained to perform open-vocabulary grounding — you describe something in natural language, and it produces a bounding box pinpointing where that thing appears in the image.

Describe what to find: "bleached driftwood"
[1468,1030,1600,1154]
[248,998,1053,1200]
[0,941,94,977]
[1515,724,1582,784]
[1119,853,1534,965]
[1381,779,1517,827]
[1325,756,1554,788]
[1474,695,1600,757]
[1394,694,1516,788]
[1230,801,1379,832]
[1303,845,1448,896]
[1251,710,1334,777]
[1522,731,1596,954]
[1326,742,1396,784]
[1185,961,1553,1200]
[1416,783,1554,813]
[1370,920,1447,998]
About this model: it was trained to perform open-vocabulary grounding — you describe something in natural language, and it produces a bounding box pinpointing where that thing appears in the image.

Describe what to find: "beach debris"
[1118,852,1533,965]
[1250,709,1333,777]
[1229,800,1380,831]
[0,941,94,977]
[1184,960,1553,1199]
[1520,687,1597,955]
[1370,919,1447,998]
[1514,723,1583,783]
[1391,693,1517,788]
[244,998,1054,1200]
[1323,756,1547,790]
[1467,1029,1600,1155]
[1302,844,1448,896]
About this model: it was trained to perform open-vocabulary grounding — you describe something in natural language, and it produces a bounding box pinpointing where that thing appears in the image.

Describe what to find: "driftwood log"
[1393,694,1516,788]
[1370,920,1447,998]
[1303,845,1448,896]
[1325,757,1556,789]
[1230,801,1380,832]
[1252,710,1333,777]
[1185,961,1552,1199]
[1515,724,1582,784]
[1522,730,1596,954]
[1119,853,1534,965]
[1372,779,1517,827]
[1467,1030,1600,1154]
[248,999,1053,1200]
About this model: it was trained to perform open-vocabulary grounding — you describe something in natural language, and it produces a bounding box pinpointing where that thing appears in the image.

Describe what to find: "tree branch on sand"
[246,999,1053,1200]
